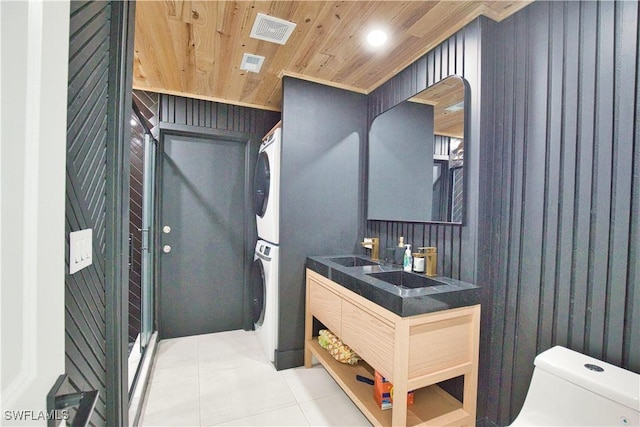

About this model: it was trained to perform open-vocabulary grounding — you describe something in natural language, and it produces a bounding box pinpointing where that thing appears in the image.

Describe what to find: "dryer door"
[254,151,270,218]
[249,257,266,326]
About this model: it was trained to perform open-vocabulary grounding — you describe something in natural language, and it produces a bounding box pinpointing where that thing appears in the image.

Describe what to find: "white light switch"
[70,228,92,274]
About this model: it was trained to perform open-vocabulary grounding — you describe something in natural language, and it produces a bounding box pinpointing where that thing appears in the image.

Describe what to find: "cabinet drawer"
[308,278,342,336]
[341,298,395,380]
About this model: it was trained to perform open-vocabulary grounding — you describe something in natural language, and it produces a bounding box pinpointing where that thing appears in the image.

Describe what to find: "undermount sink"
[328,256,380,267]
[367,270,441,289]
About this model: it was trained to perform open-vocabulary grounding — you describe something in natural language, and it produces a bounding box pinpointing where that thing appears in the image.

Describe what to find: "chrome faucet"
[360,237,380,261]
[425,247,437,277]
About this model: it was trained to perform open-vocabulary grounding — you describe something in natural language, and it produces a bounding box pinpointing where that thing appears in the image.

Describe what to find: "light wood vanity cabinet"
[308,278,343,336]
[304,269,480,427]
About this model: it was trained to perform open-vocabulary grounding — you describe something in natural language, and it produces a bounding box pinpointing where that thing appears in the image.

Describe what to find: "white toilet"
[510,345,640,426]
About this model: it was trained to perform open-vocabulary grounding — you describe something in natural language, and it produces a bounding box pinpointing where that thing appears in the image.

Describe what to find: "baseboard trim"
[274,348,304,371]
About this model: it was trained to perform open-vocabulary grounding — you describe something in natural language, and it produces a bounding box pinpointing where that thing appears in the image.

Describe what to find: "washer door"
[254,151,270,218]
[249,257,266,326]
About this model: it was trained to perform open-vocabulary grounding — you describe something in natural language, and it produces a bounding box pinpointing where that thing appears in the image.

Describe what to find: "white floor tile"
[196,329,248,343]
[282,365,343,404]
[140,375,200,426]
[139,330,371,427]
[299,394,372,427]
[154,336,199,370]
[198,333,270,375]
[151,362,199,383]
[199,363,297,425]
[213,404,310,426]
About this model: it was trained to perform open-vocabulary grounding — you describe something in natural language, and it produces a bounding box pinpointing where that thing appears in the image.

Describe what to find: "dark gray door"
[159,133,246,338]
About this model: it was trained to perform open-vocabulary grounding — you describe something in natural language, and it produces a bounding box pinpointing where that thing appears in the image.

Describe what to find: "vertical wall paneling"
[571,0,596,354]
[483,1,640,424]
[366,22,479,283]
[618,0,639,370]
[475,15,497,424]
[537,0,563,357]
[367,4,639,425]
[159,95,275,136]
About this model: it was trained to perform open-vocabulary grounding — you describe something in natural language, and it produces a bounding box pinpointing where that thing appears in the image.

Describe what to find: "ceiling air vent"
[240,53,265,73]
[249,13,296,45]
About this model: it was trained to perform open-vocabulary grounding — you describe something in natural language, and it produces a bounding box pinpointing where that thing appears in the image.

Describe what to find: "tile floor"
[138,330,372,427]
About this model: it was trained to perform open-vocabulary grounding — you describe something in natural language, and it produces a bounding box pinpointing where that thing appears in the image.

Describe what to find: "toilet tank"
[511,346,640,426]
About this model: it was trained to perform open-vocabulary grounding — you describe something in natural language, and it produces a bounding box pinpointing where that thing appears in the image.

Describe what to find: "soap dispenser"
[403,244,412,272]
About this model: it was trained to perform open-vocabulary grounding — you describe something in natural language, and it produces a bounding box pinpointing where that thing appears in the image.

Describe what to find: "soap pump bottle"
[403,244,412,272]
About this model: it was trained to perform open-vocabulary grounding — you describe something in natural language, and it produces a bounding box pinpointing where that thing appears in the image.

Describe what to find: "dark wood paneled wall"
[482,1,640,425]
[366,23,481,283]
[366,6,640,425]
[159,95,279,134]
[66,1,134,425]
[368,222,463,278]
[66,2,112,424]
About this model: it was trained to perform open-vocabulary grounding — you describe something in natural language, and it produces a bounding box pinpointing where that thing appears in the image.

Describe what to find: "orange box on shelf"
[373,371,414,410]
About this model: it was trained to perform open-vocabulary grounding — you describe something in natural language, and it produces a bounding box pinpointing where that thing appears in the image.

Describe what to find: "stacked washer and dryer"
[251,123,281,362]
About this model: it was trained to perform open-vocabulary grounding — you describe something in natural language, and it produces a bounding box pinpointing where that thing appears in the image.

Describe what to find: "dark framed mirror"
[367,75,467,223]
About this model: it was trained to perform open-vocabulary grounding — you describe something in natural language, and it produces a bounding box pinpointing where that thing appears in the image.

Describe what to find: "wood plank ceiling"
[133,1,532,112]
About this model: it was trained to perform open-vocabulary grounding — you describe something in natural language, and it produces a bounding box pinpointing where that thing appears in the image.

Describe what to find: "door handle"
[140,228,149,252]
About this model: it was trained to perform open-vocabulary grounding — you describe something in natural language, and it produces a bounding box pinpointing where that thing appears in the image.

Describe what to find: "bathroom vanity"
[304,256,481,426]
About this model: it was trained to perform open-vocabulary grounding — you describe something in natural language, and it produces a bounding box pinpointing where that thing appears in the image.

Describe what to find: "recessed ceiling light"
[367,30,387,47]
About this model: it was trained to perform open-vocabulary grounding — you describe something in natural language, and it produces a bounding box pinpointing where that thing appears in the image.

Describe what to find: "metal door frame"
[104,1,136,425]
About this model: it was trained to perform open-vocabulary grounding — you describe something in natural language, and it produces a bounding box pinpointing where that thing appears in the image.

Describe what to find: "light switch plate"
[69,228,92,274]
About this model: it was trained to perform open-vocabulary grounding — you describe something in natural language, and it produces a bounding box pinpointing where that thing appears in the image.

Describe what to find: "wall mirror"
[367,75,466,223]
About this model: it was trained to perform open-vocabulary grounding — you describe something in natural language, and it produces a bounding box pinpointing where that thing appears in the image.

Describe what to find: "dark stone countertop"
[306,255,480,317]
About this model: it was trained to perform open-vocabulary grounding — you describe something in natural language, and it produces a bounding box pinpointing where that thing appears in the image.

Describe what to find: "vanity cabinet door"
[308,276,342,336]
[341,298,395,381]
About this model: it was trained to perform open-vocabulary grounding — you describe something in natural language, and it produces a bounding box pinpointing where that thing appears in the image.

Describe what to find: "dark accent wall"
[481,1,640,425]
[364,8,640,425]
[66,2,112,424]
[158,95,279,133]
[155,94,280,331]
[366,23,481,283]
[66,1,134,425]
[278,77,367,369]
